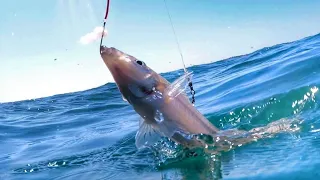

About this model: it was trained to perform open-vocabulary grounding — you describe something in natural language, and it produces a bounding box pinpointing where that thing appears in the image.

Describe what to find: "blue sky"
[1,0,320,102]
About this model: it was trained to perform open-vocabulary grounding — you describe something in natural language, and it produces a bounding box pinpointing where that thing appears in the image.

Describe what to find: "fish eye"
[136,60,145,66]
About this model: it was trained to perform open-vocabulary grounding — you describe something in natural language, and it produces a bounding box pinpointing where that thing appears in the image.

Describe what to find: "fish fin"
[135,119,163,149]
[164,72,193,98]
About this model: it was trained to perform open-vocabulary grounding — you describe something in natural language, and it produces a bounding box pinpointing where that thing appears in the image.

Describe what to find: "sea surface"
[1,33,320,180]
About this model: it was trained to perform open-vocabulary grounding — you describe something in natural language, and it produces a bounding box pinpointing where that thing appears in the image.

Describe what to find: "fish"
[100,46,220,149]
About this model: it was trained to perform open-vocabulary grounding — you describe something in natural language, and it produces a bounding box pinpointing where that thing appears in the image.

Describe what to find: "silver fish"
[100,46,220,149]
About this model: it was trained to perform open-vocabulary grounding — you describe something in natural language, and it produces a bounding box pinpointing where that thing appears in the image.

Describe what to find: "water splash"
[146,117,301,169]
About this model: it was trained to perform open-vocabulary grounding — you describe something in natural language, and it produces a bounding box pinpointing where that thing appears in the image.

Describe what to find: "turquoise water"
[1,33,320,179]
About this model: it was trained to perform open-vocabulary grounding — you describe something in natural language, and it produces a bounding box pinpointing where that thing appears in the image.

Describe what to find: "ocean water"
[1,33,320,180]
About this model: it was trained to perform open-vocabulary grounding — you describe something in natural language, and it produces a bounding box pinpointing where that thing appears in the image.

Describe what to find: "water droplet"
[311,87,318,94]
[216,137,220,142]
[48,161,58,167]
[292,101,297,108]
[155,110,164,123]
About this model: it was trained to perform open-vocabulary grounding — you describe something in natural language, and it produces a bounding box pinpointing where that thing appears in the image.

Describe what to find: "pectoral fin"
[164,72,193,98]
[135,118,163,149]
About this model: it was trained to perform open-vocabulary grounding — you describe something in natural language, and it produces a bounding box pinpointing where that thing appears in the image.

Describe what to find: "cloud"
[79,26,107,45]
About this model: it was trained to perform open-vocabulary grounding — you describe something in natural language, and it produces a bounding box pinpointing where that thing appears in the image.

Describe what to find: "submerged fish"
[100,46,220,149]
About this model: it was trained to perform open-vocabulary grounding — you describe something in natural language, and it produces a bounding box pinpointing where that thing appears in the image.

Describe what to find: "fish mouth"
[100,46,130,84]
[100,46,116,55]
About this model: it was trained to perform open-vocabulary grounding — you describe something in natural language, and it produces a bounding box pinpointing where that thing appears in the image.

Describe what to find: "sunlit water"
[1,34,320,179]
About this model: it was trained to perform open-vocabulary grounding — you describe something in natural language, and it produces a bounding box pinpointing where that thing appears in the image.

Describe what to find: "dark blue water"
[1,33,320,180]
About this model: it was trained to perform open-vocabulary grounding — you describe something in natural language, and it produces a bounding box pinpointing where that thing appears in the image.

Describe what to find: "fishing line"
[163,0,196,104]
[163,0,186,72]
[99,0,110,51]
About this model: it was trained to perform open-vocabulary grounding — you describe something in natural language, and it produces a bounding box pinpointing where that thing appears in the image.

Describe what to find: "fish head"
[100,46,167,105]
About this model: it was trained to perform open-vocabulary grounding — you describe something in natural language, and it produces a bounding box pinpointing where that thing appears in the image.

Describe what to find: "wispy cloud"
[79,26,107,45]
